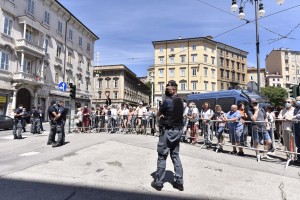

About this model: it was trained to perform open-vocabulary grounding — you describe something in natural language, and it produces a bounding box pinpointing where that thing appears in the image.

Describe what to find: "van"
[187,90,268,113]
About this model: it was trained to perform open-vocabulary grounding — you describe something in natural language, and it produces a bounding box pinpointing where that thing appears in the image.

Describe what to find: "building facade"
[266,48,300,89]
[0,0,98,118]
[152,36,248,103]
[265,73,283,87]
[92,65,150,107]
[247,67,266,89]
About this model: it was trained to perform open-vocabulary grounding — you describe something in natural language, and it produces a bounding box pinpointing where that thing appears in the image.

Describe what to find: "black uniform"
[53,105,67,147]
[154,93,184,190]
[31,108,40,134]
[47,104,58,145]
[13,108,23,139]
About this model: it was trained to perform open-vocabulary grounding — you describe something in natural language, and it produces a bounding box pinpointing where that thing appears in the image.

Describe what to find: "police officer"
[151,81,184,191]
[30,105,35,133]
[52,100,67,147]
[31,106,41,134]
[47,100,58,145]
[13,104,24,139]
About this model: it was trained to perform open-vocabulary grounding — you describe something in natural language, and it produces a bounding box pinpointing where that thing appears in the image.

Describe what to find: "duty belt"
[164,126,181,130]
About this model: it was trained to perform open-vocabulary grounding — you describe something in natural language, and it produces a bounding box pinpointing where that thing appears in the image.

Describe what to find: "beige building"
[266,48,300,88]
[266,74,283,87]
[152,36,248,103]
[92,65,150,107]
[247,67,266,89]
[0,0,98,117]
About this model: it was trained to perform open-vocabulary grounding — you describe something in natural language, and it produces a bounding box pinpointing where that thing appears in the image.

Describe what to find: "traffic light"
[289,85,298,98]
[69,83,76,99]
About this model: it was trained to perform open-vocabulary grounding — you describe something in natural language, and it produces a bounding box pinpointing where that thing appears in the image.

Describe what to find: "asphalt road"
[0,124,300,200]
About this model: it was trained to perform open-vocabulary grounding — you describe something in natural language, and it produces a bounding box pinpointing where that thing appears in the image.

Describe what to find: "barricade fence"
[58,114,298,168]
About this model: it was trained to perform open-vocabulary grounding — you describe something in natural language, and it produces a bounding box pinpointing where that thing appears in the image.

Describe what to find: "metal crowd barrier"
[182,119,299,169]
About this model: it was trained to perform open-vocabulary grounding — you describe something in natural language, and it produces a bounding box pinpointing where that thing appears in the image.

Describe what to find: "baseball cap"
[139,102,143,105]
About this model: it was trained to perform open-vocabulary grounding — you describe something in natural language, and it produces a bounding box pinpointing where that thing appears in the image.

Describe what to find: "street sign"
[58,82,67,92]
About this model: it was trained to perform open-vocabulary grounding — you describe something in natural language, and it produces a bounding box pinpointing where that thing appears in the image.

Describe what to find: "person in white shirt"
[136,102,147,134]
[200,102,214,146]
[278,98,295,154]
[186,102,199,144]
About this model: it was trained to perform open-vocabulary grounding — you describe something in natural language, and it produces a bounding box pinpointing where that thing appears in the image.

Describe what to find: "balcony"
[13,72,44,85]
[15,39,45,56]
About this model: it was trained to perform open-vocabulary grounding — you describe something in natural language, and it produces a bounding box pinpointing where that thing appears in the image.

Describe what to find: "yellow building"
[152,36,248,103]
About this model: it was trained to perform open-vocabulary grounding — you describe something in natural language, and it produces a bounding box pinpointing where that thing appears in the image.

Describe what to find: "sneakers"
[237,151,245,156]
[256,155,261,162]
[151,181,163,191]
[173,182,184,191]
[261,155,274,160]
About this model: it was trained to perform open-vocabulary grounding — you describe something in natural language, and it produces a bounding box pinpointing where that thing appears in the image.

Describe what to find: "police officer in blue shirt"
[152,81,184,191]
[47,99,58,145]
[52,100,67,147]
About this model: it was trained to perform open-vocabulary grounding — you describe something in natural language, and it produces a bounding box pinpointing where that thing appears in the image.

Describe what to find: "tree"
[260,86,288,107]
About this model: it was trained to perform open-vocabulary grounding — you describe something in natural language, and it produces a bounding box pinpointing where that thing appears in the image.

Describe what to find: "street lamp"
[151,72,154,107]
[230,0,284,92]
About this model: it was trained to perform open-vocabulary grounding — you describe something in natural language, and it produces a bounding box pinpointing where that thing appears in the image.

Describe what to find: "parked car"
[0,115,14,130]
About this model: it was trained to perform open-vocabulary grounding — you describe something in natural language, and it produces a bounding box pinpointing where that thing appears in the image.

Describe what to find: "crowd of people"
[73,102,157,135]
[183,96,300,163]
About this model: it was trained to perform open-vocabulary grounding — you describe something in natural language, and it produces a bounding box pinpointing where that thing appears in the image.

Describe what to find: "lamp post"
[151,72,154,107]
[230,0,284,92]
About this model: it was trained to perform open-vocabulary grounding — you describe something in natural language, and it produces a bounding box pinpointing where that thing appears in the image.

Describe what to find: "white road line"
[20,152,40,156]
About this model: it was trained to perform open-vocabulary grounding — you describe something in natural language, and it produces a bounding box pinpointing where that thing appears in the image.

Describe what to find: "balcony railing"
[13,72,44,85]
[15,39,45,56]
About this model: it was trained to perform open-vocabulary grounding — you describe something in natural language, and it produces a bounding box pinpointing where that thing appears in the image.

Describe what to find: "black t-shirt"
[14,108,23,119]
[57,106,67,122]
[48,106,57,120]
[32,109,40,118]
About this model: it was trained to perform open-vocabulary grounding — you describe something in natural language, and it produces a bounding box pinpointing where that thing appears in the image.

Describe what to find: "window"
[27,0,35,15]
[212,83,216,91]
[114,92,118,99]
[56,42,62,58]
[87,43,90,51]
[220,69,224,78]
[211,48,215,54]
[180,68,186,76]
[204,55,208,63]
[180,82,186,91]
[226,59,229,67]
[170,56,174,63]
[98,79,102,88]
[226,50,229,56]
[106,79,110,88]
[68,29,73,41]
[169,68,174,77]
[211,57,215,65]
[237,62,240,70]
[170,47,174,52]
[86,82,89,91]
[159,56,164,64]
[159,82,164,91]
[192,44,197,50]
[204,67,208,77]
[3,16,13,36]
[204,46,207,51]
[67,51,72,64]
[221,83,224,90]
[159,69,164,78]
[79,37,82,46]
[25,28,33,42]
[211,69,215,78]
[87,59,90,71]
[204,81,208,91]
[232,72,235,80]
[78,54,83,67]
[0,52,10,70]
[180,55,186,63]
[57,21,63,34]
[44,36,50,53]
[220,58,224,66]
[237,73,240,81]
[231,61,235,69]
[160,47,163,53]
[226,70,230,79]
[232,52,234,58]
[44,11,50,25]
[181,45,185,51]
[23,59,31,73]
[191,54,197,62]
[242,74,245,82]
[55,72,59,83]
[114,79,118,88]
[242,63,245,71]
[192,68,197,76]
[191,81,197,90]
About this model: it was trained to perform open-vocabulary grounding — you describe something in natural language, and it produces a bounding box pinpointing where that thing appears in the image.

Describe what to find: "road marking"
[0,136,14,140]
[20,152,40,156]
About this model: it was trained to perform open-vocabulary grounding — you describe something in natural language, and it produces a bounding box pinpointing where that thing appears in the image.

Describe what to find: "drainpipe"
[63,14,72,83]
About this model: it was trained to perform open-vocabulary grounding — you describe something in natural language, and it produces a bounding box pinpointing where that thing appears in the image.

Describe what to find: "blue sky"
[59,0,300,77]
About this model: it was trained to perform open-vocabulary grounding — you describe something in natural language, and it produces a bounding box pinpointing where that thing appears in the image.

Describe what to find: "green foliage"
[260,86,288,107]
